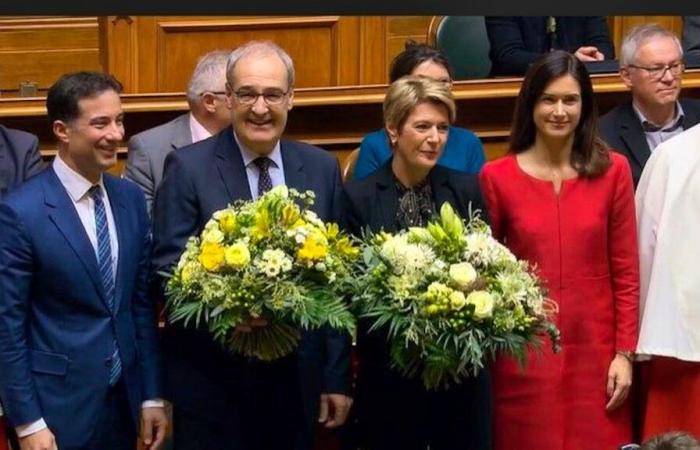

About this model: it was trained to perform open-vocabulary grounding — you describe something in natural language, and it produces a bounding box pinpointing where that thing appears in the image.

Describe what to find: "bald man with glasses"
[599,23,700,188]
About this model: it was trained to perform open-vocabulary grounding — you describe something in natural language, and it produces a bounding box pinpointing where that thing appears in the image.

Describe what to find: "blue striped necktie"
[89,185,122,386]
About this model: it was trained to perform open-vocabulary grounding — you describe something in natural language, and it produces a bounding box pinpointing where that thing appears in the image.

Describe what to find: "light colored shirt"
[636,122,700,362]
[189,112,213,144]
[17,155,163,439]
[234,132,286,199]
[633,101,686,152]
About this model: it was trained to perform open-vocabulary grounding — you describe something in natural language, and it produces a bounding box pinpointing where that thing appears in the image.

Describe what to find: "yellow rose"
[467,291,494,320]
[224,242,250,269]
[449,262,477,290]
[297,231,328,263]
[449,291,467,311]
[217,210,238,235]
[198,242,225,271]
[201,226,224,244]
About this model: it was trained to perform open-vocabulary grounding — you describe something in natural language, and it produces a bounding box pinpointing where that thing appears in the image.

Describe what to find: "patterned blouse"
[394,175,436,229]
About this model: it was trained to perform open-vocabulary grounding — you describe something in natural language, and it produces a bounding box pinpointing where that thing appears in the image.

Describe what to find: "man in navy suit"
[0,124,43,201]
[151,41,352,450]
[0,72,167,450]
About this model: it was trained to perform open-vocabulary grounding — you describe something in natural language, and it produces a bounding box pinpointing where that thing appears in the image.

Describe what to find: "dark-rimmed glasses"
[230,89,289,106]
[627,61,685,80]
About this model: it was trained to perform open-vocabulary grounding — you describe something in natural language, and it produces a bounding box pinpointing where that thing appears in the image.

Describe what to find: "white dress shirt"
[17,155,162,438]
[189,112,214,144]
[636,122,700,362]
[233,132,286,199]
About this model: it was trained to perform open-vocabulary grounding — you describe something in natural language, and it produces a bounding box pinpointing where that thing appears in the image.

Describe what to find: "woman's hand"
[605,353,633,411]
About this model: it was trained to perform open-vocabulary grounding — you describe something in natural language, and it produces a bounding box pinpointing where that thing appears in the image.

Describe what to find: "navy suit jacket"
[0,167,162,449]
[485,16,614,76]
[598,98,700,188]
[0,124,43,200]
[151,127,351,446]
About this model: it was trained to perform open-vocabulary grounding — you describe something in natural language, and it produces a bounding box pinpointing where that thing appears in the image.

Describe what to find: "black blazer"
[485,16,614,76]
[341,162,488,236]
[151,127,350,448]
[598,98,700,188]
[0,124,43,200]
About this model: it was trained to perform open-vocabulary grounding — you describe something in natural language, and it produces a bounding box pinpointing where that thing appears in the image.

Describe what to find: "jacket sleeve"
[583,16,615,59]
[485,16,545,75]
[0,204,43,426]
[608,157,640,352]
[22,135,44,180]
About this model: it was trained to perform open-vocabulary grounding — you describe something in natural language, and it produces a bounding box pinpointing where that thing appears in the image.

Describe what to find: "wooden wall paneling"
[386,16,433,73]
[608,16,683,57]
[99,16,144,93]
[0,16,101,97]
[358,17,387,85]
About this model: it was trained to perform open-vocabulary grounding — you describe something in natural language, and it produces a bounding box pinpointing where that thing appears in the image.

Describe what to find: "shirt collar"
[189,113,213,143]
[633,101,685,132]
[52,154,105,203]
[233,132,283,170]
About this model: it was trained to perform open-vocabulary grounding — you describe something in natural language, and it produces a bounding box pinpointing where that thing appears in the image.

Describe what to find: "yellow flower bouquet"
[352,203,560,389]
[165,186,358,361]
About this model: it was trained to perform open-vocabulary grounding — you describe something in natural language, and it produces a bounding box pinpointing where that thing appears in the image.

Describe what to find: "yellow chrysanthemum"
[224,242,250,269]
[297,231,328,263]
[198,242,225,271]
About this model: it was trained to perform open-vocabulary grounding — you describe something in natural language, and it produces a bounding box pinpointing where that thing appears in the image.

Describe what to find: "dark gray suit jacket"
[598,98,700,188]
[683,16,700,66]
[124,113,192,215]
[0,125,43,200]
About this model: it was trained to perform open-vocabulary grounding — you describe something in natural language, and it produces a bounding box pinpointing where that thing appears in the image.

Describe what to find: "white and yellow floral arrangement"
[352,203,560,389]
[165,186,358,361]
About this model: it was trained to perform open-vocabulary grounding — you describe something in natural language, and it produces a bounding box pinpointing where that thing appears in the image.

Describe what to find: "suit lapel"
[373,164,399,233]
[43,168,106,305]
[215,128,252,201]
[619,105,651,171]
[281,140,309,193]
[104,176,126,314]
[171,113,193,150]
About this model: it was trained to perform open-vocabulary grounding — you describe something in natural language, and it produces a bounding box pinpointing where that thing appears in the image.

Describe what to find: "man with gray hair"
[124,49,230,215]
[151,40,352,450]
[599,23,700,188]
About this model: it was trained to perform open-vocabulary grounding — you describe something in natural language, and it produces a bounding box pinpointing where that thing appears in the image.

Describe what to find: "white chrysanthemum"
[256,249,293,277]
[380,235,435,275]
[303,211,324,228]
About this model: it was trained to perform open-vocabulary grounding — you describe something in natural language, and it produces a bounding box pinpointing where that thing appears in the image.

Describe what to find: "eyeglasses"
[199,91,227,97]
[627,61,685,80]
[231,89,289,106]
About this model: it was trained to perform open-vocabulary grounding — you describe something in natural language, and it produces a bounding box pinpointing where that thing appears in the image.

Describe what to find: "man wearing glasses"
[124,50,230,216]
[599,24,700,188]
[151,41,352,450]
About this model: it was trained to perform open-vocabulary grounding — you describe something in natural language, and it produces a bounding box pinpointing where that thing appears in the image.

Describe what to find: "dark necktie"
[89,185,122,386]
[254,157,274,196]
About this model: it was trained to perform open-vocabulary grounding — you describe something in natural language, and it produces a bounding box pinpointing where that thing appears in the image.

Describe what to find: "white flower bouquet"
[352,203,560,389]
[164,186,358,361]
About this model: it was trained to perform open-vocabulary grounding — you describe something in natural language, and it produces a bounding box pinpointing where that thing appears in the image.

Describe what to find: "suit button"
[105,357,112,367]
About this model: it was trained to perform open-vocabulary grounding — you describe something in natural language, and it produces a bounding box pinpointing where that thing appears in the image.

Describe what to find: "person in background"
[635,122,700,442]
[479,50,639,450]
[0,71,166,450]
[642,431,700,450]
[341,76,491,450]
[599,24,700,188]
[124,50,230,216]
[485,16,614,76]
[352,41,485,181]
[682,16,700,66]
[0,124,43,201]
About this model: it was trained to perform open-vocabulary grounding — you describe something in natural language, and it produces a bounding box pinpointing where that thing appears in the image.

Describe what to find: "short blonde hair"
[383,76,456,131]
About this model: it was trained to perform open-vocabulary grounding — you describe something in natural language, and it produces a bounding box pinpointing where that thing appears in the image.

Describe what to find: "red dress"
[479,153,639,450]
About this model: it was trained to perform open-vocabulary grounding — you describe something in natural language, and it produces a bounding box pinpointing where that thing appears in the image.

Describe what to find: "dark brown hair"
[389,40,454,83]
[510,50,610,177]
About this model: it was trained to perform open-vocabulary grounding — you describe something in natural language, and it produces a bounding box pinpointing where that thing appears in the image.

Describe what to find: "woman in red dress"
[479,50,639,450]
